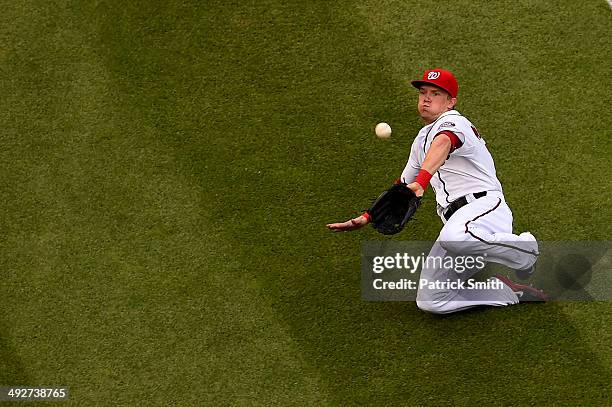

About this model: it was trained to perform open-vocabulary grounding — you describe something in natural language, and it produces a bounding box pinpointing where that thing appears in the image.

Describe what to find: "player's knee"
[416,300,447,314]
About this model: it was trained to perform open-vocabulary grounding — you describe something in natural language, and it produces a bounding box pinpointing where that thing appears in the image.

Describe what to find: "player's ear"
[449,97,457,109]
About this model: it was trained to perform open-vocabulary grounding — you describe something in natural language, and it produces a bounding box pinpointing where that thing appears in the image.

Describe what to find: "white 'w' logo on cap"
[427,71,440,80]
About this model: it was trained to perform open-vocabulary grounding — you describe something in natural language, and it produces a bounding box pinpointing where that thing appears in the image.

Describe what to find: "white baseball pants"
[416,192,538,314]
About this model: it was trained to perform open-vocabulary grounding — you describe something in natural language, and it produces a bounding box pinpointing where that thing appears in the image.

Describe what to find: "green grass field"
[0,0,611,405]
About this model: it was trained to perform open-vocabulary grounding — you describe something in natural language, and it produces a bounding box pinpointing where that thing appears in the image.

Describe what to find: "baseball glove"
[367,183,421,235]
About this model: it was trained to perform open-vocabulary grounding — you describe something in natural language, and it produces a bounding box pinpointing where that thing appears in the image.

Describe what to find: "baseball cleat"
[515,263,535,281]
[495,274,548,302]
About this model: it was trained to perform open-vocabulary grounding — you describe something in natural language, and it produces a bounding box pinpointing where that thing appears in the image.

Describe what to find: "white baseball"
[375,122,392,139]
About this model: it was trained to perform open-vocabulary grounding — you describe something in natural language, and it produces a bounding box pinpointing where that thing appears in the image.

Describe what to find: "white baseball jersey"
[400,110,503,208]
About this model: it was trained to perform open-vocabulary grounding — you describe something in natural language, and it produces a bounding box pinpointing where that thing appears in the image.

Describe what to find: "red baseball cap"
[411,68,458,98]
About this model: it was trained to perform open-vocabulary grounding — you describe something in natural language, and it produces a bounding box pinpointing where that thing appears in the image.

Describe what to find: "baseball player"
[327,68,547,314]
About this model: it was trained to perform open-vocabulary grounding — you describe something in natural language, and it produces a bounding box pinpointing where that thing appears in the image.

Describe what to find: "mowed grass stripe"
[0,1,328,405]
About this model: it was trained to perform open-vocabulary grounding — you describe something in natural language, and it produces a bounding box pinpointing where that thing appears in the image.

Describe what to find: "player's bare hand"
[406,182,425,197]
[326,215,369,232]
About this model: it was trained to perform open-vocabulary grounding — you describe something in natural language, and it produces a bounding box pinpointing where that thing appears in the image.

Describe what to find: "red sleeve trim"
[434,130,462,153]
[362,212,371,221]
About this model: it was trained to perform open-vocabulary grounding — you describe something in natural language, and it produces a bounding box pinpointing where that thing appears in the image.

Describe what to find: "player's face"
[417,85,457,124]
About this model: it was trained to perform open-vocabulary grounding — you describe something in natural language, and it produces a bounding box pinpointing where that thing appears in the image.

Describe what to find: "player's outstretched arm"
[421,134,452,175]
[405,134,452,195]
[326,214,370,232]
